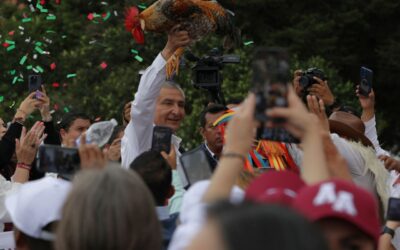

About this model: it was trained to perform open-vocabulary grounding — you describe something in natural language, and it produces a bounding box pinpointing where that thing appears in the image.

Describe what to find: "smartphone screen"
[180,149,212,189]
[387,197,400,221]
[28,75,42,92]
[252,47,298,143]
[359,67,373,96]
[37,145,80,176]
[151,126,172,153]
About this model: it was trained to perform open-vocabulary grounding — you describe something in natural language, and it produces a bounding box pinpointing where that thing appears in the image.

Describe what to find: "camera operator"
[121,25,191,214]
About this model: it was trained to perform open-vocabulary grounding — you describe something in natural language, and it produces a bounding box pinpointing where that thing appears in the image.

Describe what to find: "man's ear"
[167,185,175,199]
[60,128,67,140]
[199,127,205,139]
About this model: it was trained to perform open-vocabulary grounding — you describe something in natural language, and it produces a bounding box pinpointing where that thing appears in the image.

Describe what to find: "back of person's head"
[199,104,227,128]
[5,177,71,250]
[188,201,328,250]
[55,165,161,250]
[130,151,173,206]
[57,112,91,131]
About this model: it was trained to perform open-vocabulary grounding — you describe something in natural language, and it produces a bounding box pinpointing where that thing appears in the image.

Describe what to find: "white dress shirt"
[121,53,185,214]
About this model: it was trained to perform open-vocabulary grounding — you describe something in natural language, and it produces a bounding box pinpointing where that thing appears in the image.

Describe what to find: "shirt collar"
[204,143,216,158]
[156,206,170,221]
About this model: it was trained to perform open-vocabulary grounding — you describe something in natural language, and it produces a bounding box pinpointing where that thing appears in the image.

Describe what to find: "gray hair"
[162,81,186,99]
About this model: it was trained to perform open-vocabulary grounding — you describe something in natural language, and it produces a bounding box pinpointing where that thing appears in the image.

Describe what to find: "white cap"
[5,177,71,241]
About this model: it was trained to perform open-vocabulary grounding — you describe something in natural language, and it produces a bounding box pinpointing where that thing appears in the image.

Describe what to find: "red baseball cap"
[245,171,305,206]
[293,179,380,245]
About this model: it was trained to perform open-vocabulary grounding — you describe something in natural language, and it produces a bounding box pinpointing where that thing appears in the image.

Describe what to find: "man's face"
[318,219,374,250]
[200,112,224,154]
[154,87,185,132]
[60,118,91,145]
[0,118,7,139]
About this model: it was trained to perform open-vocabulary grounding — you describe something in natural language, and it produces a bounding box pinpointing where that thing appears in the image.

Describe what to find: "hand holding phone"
[151,126,172,154]
[37,145,81,178]
[28,75,42,99]
[359,67,373,97]
[387,197,400,221]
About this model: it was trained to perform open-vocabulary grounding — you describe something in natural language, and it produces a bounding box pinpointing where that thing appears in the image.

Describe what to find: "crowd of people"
[1,25,400,250]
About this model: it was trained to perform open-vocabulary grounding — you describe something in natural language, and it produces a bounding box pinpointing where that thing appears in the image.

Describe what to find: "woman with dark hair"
[187,201,328,250]
[55,165,162,250]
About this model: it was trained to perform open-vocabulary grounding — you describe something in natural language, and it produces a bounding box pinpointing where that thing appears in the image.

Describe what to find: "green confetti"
[64,107,70,113]
[134,55,143,62]
[17,78,24,83]
[67,73,77,79]
[6,45,16,51]
[35,42,43,46]
[138,4,147,9]
[93,13,101,18]
[46,30,56,34]
[62,35,67,39]
[19,55,28,65]
[244,41,254,46]
[0,96,4,103]
[12,76,18,85]
[5,40,15,44]
[9,101,16,108]
[26,65,33,70]
[131,49,138,54]
[40,8,49,13]
[9,70,16,75]
[46,15,56,21]
[35,66,44,73]
[35,46,44,54]
[22,18,32,23]
[103,12,111,21]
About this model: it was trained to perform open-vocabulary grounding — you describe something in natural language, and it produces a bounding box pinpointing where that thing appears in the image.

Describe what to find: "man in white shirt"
[121,25,191,214]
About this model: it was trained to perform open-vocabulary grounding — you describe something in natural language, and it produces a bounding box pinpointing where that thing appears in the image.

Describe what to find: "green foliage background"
[1,0,399,151]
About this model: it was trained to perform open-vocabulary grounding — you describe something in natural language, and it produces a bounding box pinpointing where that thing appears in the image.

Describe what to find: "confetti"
[46,15,57,21]
[8,31,15,36]
[35,46,45,54]
[64,107,70,113]
[100,62,108,69]
[103,12,111,21]
[134,55,143,62]
[19,55,28,65]
[9,101,16,108]
[35,66,44,73]
[87,13,94,20]
[0,96,4,103]
[12,76,19,84]
[138,4,147,10]
[50,62,56,70]
[131,49,138,54]
[52,82,60,88]
[244,41,254,46]
[22,18,32,23]
[67,73,77,78]
[6,45,16,51]
[5,40,15,44]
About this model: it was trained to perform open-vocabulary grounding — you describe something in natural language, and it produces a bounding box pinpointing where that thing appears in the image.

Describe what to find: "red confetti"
[8,31,15,36]
[52,82,60,88]
[2,43,10,48]
[40,0,46,5]
[50,62,56,71]
[100,62,108,69]
[87,13,94,20]
[55,0,61,4]
[54,104,59,110]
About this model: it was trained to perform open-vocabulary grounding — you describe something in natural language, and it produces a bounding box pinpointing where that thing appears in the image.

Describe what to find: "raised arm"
[121,26,190,168]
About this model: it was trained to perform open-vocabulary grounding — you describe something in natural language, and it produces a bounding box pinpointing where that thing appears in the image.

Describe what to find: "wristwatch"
[382,226,395,238]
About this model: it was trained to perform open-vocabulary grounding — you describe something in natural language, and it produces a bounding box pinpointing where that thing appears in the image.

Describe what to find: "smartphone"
[37,144,80,177]
[180,149,213,189]
[359,67,373,96]
[387,197,400,221]
[252,47,298,143]
[28,74,42,98]
[252,47,290,122]
[151,126,172,153]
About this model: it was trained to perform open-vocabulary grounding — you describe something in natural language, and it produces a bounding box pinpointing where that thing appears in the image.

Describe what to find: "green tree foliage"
[1,0,399,151]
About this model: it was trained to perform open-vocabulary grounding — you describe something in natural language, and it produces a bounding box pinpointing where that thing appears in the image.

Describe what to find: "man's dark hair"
[207,201,329,250]
[57,112,91,131]
[130,151,172,206]
[199,104,228,128]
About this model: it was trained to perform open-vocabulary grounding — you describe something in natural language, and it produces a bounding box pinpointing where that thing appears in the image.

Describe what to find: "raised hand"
[356,85,375,122]
[308,77,335,106]
[15,121,47,165]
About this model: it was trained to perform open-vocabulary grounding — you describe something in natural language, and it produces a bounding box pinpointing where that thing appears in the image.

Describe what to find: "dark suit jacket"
[183,143,218,172]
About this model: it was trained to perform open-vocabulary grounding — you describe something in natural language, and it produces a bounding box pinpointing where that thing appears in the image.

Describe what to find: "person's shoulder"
[182,144,205,156]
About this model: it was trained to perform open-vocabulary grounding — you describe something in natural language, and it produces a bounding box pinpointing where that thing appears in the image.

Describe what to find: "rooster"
[125,0,240,78]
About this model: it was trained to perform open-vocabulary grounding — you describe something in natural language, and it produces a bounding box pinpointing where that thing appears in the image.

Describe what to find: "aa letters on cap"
[313,182,357,216]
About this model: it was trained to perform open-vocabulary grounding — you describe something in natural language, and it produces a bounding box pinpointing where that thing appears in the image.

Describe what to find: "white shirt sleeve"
[121,53,167,168]
[364,115,390,157]
[0,176,22,225]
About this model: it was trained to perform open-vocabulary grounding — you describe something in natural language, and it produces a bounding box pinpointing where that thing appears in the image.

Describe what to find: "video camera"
[186,48,240,105]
